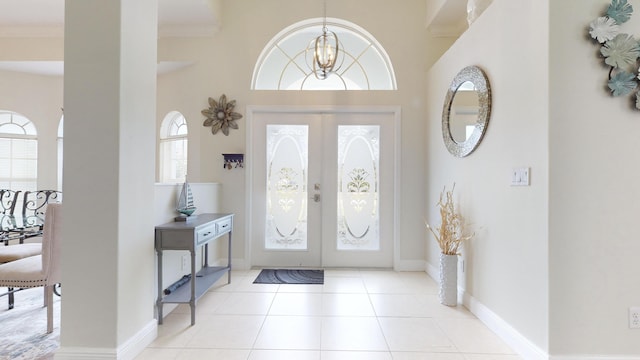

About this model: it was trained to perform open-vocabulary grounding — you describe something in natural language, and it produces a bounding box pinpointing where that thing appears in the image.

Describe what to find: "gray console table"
[155,213,233,325]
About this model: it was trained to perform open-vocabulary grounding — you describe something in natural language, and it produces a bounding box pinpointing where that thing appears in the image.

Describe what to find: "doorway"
[247,107,399,268]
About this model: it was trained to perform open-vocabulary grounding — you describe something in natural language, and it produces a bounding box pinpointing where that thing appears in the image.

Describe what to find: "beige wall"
[549,0,640,356]
[426,0,550,353]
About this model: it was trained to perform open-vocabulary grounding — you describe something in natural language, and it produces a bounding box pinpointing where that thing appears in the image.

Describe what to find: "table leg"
[227,231,232,284]
[156,249,164,324]
[190,249,196,326]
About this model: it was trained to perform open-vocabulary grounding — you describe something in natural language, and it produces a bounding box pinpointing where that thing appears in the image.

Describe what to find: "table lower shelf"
[160,265,229,304]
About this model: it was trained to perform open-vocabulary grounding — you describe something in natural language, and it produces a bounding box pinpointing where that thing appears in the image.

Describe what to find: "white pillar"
[58,0,157,358]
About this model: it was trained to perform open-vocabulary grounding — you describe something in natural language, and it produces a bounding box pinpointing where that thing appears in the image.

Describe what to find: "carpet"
[0,287,59,360]
[253,269,324,284]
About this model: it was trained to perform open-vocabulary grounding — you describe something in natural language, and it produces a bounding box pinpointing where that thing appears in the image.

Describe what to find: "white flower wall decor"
[588,0,640,109]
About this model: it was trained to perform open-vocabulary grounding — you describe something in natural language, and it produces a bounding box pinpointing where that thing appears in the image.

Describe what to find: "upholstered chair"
[0,203,62,333]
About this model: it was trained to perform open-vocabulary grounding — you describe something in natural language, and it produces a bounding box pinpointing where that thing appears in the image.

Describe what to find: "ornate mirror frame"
[442,65,491,157]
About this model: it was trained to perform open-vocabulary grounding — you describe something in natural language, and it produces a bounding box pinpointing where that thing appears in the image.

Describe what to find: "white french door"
[248,108,397,268]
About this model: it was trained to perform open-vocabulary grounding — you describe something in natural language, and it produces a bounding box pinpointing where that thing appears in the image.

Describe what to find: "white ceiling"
[0,0,219,32]
[0,0,218,75]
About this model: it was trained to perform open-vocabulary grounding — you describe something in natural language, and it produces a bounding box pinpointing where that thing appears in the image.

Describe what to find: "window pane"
[337,125,380,250]
[159,112,188,183]
[0,111,38,190]
[265,125,308,250]
[252,19,397,90]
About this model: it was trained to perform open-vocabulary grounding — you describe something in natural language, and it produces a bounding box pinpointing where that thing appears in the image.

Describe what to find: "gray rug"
[0,287,59,360]
[253,269,324,284]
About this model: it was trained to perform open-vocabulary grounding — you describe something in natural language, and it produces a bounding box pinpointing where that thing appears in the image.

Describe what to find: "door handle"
[311,194,320,202]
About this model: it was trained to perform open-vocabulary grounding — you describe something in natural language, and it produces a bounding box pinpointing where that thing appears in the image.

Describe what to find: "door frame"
[245,105,402,269]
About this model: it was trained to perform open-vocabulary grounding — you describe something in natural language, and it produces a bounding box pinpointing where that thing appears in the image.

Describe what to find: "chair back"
[0,189,20,215]
[41,203,62,284]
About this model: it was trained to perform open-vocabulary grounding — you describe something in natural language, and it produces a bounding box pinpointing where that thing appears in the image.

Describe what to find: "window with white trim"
[252,18,397,90]
[159,111,188,183]
[0,110,38,190]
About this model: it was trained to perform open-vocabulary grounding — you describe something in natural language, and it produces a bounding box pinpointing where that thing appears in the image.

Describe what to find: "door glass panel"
[266,125,308,249]
[337,125,380,250]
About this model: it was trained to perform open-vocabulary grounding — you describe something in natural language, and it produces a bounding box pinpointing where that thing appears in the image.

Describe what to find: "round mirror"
[442,66,491,157]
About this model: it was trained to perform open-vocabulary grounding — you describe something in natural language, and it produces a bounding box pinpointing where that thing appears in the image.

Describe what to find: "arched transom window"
[159,111,188,183]
[0,110,38,190]
[252,18,397,90]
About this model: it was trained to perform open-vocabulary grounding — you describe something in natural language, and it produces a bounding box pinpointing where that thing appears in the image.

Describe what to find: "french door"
[248,108,397,268]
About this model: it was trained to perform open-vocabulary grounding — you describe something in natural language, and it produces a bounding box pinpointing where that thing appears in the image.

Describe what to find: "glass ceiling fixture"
[306,0,344,80]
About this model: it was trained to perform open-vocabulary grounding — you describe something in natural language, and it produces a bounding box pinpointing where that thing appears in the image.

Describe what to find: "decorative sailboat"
[175,179,197,221]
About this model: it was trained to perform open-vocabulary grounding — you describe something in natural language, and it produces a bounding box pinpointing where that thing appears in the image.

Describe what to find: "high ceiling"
[0,0,220,75]
[0,0,220,36]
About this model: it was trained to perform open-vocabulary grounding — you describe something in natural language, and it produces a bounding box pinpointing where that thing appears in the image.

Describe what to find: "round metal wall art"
[202,94,243,136]
[588,0,640,109]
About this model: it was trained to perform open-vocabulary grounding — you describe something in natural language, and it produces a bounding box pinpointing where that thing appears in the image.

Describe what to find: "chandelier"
[306,0,343,80]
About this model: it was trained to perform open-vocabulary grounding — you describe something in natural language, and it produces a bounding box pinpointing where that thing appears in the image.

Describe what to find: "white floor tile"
[322,293,375,316]
[391,352,466,360]
[215,291,276,315]
[321,316,388,351]
[415,294,476,319]
[135,270,522,360]
[369,294,432,317]
[463,354,524,360]
[254,316,322,350]
[377,317,456,352]
[322,276,367,293]
[134,348,181,359]
[185,314,265,349]
[269,292,323,316]
[436,318,517,354]
[176,348,251,359]
[249,349,321,360]
[321,350,392,359]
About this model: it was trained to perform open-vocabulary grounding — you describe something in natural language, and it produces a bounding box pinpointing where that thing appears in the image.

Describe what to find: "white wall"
[549,0,640,356]
[426,0,549,354]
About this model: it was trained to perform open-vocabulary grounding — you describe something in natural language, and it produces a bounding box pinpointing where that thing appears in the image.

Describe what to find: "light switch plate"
[511,167,530,186]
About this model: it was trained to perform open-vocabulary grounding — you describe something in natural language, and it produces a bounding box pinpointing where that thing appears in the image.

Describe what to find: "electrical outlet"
[181,255,189,271]
[630,307,640,329]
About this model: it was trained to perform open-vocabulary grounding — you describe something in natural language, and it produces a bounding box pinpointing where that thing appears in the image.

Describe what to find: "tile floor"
[136,269,523,360]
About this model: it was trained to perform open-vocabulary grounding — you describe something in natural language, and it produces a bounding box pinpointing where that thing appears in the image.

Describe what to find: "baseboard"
[394,259,425,271]
[54,319,157,360]
[462,291,548,360]
[550,356,640,360]
[425,260,438,280]
[426,259,548,360]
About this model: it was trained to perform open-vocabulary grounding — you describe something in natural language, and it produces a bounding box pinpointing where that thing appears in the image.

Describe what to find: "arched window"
[0,110,38,190]
[159,111,188,183]
[252,18,397,90]
[57,116,63,191]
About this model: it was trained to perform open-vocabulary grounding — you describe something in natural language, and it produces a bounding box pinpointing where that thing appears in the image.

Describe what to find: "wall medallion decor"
[202,94,243,135]
[588,0,640,109]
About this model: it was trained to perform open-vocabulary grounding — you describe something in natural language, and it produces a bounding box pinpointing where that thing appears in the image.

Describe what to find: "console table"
[155,213,233,325]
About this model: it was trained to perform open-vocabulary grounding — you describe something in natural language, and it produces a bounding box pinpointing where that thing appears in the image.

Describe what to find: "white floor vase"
[439,253,458,306]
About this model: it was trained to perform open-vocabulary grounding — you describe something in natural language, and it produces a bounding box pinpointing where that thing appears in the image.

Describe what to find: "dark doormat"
[253,269,324,284]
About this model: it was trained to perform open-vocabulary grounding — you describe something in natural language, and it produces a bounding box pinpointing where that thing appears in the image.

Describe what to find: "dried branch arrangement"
[425,184,473,255]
